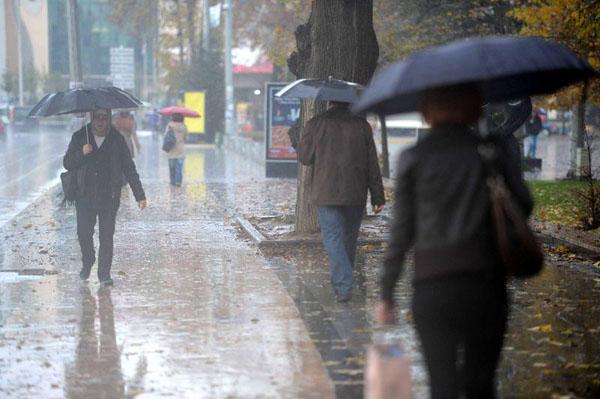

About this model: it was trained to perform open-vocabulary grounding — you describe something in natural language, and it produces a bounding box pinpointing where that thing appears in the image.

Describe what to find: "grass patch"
[528,180,586,227]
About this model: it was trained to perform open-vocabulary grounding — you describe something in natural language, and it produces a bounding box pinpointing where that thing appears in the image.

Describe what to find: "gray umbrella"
[28,86,142,118]
[276,77,364,103]
[353,36,598,116]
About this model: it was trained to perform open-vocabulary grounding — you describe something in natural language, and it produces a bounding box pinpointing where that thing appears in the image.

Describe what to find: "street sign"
[110,47,135,89]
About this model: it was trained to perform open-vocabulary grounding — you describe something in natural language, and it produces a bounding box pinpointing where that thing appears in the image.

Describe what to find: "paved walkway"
[0,137,334,398]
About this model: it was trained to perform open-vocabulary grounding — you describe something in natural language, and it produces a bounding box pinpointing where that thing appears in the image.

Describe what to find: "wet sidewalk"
[0,138,334,398]
[1,133,599,398]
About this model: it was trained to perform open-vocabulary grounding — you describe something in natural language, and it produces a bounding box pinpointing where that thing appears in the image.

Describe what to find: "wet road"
[0,133,334,398]
[0,127,70,228]
[0,131,599,398]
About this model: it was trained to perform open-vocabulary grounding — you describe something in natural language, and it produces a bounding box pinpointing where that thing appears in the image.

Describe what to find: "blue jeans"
[527,134,538,158]
[168,158,184,185]
[318,206,364,296]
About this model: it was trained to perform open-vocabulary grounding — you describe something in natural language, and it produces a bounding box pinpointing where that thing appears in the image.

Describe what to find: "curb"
[535,231,600,258]
[236,217,386,248]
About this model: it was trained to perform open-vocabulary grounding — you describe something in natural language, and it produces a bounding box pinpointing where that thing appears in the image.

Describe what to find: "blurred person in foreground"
[165,113,187,186]
[63,109,147,286]
[298,101,385,303]
[376,85,533,398]
[114,110,142,159]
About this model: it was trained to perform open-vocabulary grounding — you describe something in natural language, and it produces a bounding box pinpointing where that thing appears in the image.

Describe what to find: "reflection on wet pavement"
[0,131,599,398]
[0,136,334,398]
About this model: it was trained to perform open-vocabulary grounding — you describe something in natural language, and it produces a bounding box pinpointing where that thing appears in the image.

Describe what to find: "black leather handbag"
[479,142,544,278]
[60,170,78,204]
[162,127,176,152]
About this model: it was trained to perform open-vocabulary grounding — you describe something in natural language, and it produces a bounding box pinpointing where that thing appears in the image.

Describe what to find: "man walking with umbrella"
[297,101,385,303]
[63,109,147,286]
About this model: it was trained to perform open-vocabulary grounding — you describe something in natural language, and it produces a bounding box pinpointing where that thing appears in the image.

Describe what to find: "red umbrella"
[159,106,200,118]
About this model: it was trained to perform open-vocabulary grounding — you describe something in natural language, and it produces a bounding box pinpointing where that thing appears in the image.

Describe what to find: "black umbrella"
[353,36,599,115]
[276,77,364,103]
[28,86,142,118]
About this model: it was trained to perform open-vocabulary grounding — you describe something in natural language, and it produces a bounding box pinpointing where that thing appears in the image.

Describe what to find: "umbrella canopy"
[159,106,200,118]
[28,86,142,118]
[353,36,599,116]
[276,78,364,103]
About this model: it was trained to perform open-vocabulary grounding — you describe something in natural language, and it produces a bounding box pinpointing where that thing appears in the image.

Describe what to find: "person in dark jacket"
[376,85,533,398]
[63,109,147,286]
[525,111,543,158]
[298,101,385,302]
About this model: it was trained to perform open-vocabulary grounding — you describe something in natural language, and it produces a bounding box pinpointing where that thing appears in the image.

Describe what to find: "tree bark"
[568,83,589,178]
[288,0,379,233]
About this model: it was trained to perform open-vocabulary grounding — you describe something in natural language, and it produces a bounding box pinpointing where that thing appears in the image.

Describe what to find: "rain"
[0,1,599,398]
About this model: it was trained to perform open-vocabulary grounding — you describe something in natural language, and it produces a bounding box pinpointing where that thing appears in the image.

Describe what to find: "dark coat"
[63,124,146,202]
[297,106,385,207]
[381,124,533,303]
[525,114,543,136]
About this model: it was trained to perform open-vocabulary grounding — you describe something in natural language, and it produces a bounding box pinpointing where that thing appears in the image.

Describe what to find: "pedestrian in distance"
[165,113,187,187]
[150,108,160,140]
[63,109,147,287]
[375,85,533,398]
[525,111,543,158]
[298,101,385,303]
[114,110,142,159]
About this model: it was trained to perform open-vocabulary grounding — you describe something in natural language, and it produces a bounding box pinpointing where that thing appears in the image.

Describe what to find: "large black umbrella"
[28,86,142,118]
[353,36,598,115]
[276,77,364,103]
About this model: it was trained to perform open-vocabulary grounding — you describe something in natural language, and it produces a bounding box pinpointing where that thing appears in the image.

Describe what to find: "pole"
[142,42,147,100]
[223,0,234,137]
[14,0,23,106]
[202,0,209,52]
[66,0,82,89]
[379,114,390,178]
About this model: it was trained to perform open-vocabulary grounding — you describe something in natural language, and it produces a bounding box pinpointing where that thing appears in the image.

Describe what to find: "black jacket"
[63,125,146,202]
[381,124,533,303]
[297,106,385,207]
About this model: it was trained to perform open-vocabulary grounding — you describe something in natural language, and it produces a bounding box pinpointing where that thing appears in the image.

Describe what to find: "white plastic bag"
[364,331,412,399]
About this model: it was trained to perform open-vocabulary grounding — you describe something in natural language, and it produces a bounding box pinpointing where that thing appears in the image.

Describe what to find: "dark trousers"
[76,197,120,281]
[412,274,508,399]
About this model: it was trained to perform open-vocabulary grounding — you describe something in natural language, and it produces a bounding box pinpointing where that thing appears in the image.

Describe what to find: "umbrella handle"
[85,118,89,144]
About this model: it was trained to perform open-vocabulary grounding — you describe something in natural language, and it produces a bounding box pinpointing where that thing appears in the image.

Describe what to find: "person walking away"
[63,109,147,286]
[375,85,533,398]
[297,101,385,303]
[114,111,142,158]
[525,111,543,158]
[165,113,187,186]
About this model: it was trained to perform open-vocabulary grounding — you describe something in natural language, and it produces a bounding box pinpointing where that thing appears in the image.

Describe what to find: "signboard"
[265,83,301,177]
[184,91,206,135]
[110,47,135,90]
[266,83,301,160]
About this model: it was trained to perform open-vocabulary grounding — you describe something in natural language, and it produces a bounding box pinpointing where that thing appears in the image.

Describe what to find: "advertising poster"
[184,91,206,135]
[266,83,301,161]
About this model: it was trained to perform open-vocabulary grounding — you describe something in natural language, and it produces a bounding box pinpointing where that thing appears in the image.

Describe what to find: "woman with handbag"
[375,85,534,398]
[164,113,187,186]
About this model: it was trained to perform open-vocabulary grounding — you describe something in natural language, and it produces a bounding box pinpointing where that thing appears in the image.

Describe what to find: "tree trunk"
[568,83,589,178]
[288,0,379,233]
[185,0,198,65]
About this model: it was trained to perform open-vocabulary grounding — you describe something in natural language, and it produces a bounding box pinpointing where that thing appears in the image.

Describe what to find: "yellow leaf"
[529,324,552,333]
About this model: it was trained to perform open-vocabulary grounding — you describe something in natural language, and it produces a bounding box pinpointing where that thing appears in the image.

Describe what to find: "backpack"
[162,127,176,152]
